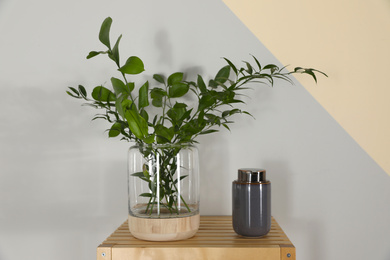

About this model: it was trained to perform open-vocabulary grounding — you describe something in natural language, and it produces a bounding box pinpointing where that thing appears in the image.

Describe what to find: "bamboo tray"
[97,216,296,260]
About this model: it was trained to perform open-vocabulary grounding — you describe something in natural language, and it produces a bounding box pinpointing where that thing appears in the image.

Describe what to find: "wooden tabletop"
[97,215,296,260]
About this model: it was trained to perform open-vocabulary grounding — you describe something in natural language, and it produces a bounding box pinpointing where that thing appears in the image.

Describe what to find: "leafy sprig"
[67,17,326,146]
[67,17,327,216]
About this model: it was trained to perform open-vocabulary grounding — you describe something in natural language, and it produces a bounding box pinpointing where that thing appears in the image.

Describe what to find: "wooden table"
[97,216,296,260]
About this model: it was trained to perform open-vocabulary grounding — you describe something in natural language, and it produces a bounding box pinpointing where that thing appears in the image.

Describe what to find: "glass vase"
[128,143,200,241]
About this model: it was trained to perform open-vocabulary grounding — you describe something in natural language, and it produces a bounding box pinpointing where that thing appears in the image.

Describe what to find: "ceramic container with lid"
[232,168,271,237]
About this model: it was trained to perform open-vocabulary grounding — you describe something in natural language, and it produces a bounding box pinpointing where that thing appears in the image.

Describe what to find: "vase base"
[128,213,200,241]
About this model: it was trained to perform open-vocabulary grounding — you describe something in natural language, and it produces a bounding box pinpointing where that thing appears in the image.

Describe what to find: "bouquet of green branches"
[67,17,326,215]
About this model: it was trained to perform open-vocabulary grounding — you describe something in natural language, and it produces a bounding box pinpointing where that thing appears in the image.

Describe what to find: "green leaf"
[86,51,99,59]
[305,69,317,83]
[205,113,221,125]
[251,55,262,71]
[111,77,127,96]
[127,82,135,93]
[198,94,216,111]
[78,85,87,98]
[108,122,122,137]
[149,181,156,192]
[124,110,148,140]
[139,193,152,198]
[223,58,238,75]
[142,134,155,144]
[167,72,183,85]
[222,110,230,118]
[109,34,122,65]
[122,100,149,139]
[92,116,107,121]
[86,51,107,59]
[243,61,253,74]
[168,196,174,208]
[214,65,230,84]
[243,111,254,118]
[263,64,279,73]
[229,99,245,104]
[142,168,150,178]
[151,98,162,107]
[69,87,79,96]
[224,90,236,104]
[197,110,205,125]
[99,17,112,49]
[150,88,166,107]
[131,172,145,178]
[313,68,328,78]
[296,68,328,83]
[173,175,188,184]
[208,79,218,89]
[180,109,193,121]
[169,83,189,98]
[222,123,231,131]
[66,90,81,99]
[222,108,241,118]
[155,124,174,143]
[139,109,149,121]
[152,115,158,125]
[92,86,115,101]
[197,75,207,93]
[199,129,219,135]
[131,170,151,182]
[153,74,165,84]
[138,81,149,108]
[118,56,145,75]
[174,102,187,108]
[167,102,187,122]
[181,120,204,137]
[115,95,125,118]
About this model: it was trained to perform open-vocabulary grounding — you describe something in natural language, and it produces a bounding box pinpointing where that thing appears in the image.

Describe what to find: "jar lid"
[237,168,267,183]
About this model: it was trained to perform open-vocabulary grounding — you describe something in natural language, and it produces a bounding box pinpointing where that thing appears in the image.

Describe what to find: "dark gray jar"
[232,168,271,237]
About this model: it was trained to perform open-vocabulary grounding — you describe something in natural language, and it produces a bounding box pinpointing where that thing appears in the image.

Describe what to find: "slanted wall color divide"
[222,0,390,176]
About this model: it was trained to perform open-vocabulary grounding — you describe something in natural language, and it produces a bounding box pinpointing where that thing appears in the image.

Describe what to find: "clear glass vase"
[128,143,200,241]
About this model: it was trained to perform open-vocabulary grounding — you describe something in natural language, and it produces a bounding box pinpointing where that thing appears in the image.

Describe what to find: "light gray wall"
[0,0,389,260]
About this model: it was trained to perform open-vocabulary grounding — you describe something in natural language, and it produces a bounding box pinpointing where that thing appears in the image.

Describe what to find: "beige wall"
[223,0,390,176]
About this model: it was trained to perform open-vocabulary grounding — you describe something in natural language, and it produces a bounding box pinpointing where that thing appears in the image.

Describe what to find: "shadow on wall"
[291,218,325,260]
[0,246,4,260]
[264,160,293,219]
[0,85,127,224]
[264,160,326,260]
[155,29,173,67]
[154,28,205,79]
[198,134,231,215]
